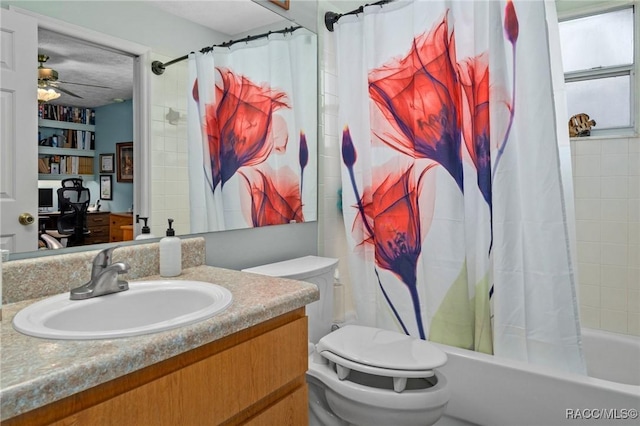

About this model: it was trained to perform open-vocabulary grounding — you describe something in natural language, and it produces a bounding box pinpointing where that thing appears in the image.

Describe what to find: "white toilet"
[242,256,450,426]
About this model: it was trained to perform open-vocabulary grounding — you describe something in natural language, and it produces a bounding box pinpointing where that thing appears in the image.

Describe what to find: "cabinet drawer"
[87,213,109,227]
[88,225,109,238]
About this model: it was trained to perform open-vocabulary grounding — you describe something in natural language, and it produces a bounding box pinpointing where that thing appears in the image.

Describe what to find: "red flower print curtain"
[187,29,317,231]
[336,0,585,373]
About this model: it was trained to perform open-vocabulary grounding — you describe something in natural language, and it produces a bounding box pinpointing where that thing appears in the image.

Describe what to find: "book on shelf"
[39,104,95,125]
[38,155,93,175]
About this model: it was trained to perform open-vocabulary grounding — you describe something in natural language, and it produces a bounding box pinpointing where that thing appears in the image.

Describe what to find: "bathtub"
[433,328,640,426]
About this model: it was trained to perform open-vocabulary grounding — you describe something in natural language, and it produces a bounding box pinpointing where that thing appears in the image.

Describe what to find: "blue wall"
[95,100,133,213]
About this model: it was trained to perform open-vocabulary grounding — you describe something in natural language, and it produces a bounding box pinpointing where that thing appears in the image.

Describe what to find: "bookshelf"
[38,117,96,180]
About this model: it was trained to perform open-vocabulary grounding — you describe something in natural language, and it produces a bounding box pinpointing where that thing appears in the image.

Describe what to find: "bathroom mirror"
[2,0,318,258]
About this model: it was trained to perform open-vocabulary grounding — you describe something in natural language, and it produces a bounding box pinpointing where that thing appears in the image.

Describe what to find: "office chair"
[57,179,91,247]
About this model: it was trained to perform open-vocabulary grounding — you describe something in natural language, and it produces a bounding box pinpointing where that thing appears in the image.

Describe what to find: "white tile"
[601,287,627,310]
[574,140,601,156]
[629,245,640,268]
[629,176,640,198]
[151,120,165,138]
[578,262,600,286]
[600,243,628,266]
[629,139,640,153]
[601,199,628,221]
[325,72,338,96]
[600,176,628,198]
[600,154,628,177]
[151,165,164,181]
[600,221,628,244]
[577,242,601,264]
[600,265,628,288]
[630,222,640,246]
[628,312,640,336]
[574,155,600,177]
[579,306,600,329]
[629,152,640,176]
[576,220,600,242]
[600,139,628,155]
[579,284,600,307]
[323,93,338,117]
[629,199,640,222]
[629,268,640,291]
[628,290,640,313]
[575,199,601,220]
[600,309,628,333]
[573,176,601,199]
[151,105,165,122]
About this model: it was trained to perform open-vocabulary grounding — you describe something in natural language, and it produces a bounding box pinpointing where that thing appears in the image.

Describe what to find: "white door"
[0,9,38,254]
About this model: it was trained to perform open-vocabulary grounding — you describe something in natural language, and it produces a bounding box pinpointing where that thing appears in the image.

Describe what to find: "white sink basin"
[13,280,233,340]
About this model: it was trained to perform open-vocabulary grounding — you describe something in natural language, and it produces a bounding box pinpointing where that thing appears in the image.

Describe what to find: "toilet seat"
[308,352,450,426]
[315,325,447,392]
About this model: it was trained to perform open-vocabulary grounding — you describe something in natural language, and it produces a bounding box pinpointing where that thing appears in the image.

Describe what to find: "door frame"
[9,6,152,231]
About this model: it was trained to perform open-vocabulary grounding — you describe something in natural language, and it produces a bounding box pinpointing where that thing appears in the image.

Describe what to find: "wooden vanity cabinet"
[6,309,309,426]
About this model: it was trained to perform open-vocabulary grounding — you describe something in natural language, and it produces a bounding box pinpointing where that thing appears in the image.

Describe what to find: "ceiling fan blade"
[54,85,83,99]
[58,80,112,89]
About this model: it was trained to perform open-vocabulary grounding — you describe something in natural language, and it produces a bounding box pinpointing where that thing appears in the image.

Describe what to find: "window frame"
[559,3,638,137]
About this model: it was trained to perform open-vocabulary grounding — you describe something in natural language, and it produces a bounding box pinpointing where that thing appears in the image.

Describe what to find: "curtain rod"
[151,25,302,75]
[324,0,394,32]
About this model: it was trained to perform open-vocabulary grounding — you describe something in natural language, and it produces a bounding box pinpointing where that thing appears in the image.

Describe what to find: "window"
[559,6,635,134]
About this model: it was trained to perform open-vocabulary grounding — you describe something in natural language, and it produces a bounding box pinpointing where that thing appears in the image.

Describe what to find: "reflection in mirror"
[155,26,317,233]
[2,0,318,258]
[36,30,134,253]
[143,3,319,237]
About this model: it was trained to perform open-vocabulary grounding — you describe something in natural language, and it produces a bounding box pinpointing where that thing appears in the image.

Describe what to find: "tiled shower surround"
[572,136,640,335]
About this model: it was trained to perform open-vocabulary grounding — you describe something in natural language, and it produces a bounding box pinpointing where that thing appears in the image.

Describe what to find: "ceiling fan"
[38,54,112,99]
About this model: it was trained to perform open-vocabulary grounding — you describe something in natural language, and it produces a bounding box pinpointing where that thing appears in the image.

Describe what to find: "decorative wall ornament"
[116,142,133,183]
[100,175,113,200]
[99,153,115,173]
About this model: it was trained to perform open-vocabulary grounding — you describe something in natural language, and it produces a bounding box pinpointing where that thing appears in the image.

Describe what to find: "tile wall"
[318,1,356,317]
[572,136,640,335]
[149,54,191,238]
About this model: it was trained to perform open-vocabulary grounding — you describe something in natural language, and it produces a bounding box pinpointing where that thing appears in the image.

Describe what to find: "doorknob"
[18,212,35,226]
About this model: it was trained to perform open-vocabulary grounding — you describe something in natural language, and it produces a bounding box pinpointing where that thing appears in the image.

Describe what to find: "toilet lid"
[316,325,447,372]
[241,256,338,279]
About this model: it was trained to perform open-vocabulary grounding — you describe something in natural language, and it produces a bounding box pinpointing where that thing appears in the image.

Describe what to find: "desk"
[39,211,111,246]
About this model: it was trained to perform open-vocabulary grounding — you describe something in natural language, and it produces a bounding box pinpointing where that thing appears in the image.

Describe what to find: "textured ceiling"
[40,0,286,109]
[38,29,134,109]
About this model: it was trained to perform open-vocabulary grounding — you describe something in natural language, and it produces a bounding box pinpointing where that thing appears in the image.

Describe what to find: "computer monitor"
[38,188,54,212]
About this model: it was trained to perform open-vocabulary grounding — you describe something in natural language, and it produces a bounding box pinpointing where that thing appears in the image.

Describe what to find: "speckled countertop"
[0,265,319,421]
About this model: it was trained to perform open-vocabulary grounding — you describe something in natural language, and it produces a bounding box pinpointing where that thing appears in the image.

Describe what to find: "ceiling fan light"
[38,88,61,103]
[38,67,58,82]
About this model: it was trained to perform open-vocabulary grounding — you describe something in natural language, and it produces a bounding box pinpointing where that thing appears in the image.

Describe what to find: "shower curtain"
[187,28,317,232]
[336,0,585,373]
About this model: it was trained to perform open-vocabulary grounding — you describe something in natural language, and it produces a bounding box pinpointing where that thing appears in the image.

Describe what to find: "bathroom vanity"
[1,238,318,425]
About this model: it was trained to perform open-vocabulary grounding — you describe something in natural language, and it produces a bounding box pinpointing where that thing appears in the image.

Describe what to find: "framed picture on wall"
[116,142,133,183]
[100,175,113,200]
[269,0,289,10]
[99,153,115,173]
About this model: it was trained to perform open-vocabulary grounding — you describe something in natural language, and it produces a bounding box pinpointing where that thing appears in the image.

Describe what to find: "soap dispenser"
[135,215,155,240]
[159,218,181,277]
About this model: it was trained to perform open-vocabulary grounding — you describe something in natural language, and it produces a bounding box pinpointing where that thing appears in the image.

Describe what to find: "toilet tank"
[242,256,338,344]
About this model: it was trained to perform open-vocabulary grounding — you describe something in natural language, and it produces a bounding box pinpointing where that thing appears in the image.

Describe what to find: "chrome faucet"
[70,246,130,300]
